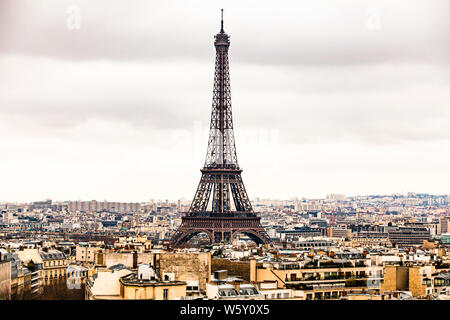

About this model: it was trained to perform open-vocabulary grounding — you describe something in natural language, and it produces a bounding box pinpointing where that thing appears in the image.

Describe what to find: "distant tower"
[170,10,271,247]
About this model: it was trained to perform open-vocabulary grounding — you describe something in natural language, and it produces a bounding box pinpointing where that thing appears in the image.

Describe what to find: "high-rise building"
[438,216,449,235]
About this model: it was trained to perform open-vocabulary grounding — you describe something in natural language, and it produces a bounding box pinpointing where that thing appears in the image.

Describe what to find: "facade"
[1,249,42,299]
[327,227,352,239]
[40,250,68,285]
[250,259,383,300]
[438,216,449,235]
[17,249,67,285]
[114,236,152,252]
[67,265,88,290]
[257,281,295,300]
[75,245,102,263]
[156,252,211,293]
[119,273,186,300]
[279,227,323,241]
[423,272,450,297]
[86,268,132,300]
[380,265,438,298]
[0,260,11,300]
[68,200,141,213]
[388,227,431,247]
[206,270,263,300]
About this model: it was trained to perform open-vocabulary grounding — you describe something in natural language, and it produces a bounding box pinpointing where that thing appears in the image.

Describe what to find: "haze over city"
[0,0,449,203]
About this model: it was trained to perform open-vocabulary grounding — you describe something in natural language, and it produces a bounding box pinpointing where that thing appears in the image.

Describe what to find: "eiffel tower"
[170,10,271,247]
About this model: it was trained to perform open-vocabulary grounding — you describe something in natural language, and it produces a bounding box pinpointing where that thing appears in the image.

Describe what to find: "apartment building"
[93,251,211,293]
[438,216,449,235]
[67,265,88,290]
[388,227,431,247]
[68,200,141,213]
[379,265,447,298]
[0,260,11,300]
[75,245,102,263]
[423,272,450,296]
[249,259,383,300]
[86,264,186,300]
[17,249,67,285]
[1,249,42,299]
[206,270,263,300]
[327,227,352,239]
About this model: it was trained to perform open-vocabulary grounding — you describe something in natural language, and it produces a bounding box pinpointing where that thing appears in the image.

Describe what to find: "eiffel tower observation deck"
[170,10,271,247]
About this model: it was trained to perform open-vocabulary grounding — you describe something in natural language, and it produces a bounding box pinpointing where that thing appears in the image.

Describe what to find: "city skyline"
[1,191,449,206]
[1,0,449,203]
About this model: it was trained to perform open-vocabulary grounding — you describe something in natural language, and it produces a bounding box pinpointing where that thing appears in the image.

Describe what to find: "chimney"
[250,259,256,283]
[214,270,228,281]
[133,251,138,269]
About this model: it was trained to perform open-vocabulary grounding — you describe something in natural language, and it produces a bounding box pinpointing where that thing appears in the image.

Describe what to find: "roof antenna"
[220,9,224,33]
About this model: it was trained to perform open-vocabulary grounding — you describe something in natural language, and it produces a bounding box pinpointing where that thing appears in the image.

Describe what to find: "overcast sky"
[0,0,449,203]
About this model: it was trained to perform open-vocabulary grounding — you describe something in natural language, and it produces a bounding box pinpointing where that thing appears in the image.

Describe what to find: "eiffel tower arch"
[170,10,271,248]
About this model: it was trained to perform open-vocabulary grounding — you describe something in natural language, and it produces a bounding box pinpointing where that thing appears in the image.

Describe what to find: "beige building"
[438,216,449,235]
[94,251,211,292]
[86,268,132,300]
[249,259,383,300]
[114,236,152,252]
[75,245,102,263]
[1,249,42,299]
[119,273,186,300]
[327,227,352,239]
[68,200,141,213]
[17,249,68,285]
[0,260,11,300]
[380,265,435,298]
[40,250,68,285]
[86,264,186,300]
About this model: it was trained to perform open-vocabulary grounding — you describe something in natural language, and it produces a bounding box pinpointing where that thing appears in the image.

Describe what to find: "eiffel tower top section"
[204,9,238,170]
[214,9,230,47]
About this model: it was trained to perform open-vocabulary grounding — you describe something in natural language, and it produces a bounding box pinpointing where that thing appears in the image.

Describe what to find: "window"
[163,289,169,300]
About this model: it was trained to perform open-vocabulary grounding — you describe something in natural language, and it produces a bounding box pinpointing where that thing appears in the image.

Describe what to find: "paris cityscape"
[0,0,449,310]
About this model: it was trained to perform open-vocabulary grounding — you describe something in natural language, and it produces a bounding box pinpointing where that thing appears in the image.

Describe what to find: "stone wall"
[157,252,211,292]
[409,267,426,297]
[98,252,154,269]
[103,252,134,268]
[211,258,251,281]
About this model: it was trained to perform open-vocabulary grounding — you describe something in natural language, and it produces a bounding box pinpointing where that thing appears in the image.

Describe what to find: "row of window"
[264,292,290,299]
[44,260,66,267]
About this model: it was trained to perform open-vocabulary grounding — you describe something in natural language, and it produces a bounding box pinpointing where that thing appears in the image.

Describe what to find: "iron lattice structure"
[170,12,271,247]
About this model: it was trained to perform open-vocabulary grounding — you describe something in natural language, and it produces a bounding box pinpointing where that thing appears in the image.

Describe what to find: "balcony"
[344,279,368,288]
[287,273,368,283]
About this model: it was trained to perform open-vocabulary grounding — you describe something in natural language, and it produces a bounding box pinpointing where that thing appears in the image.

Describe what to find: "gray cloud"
[0,0,449,201]
[0,0,448,65]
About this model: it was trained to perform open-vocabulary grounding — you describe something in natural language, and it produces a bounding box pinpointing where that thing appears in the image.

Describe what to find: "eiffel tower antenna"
[221,9,224,33]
